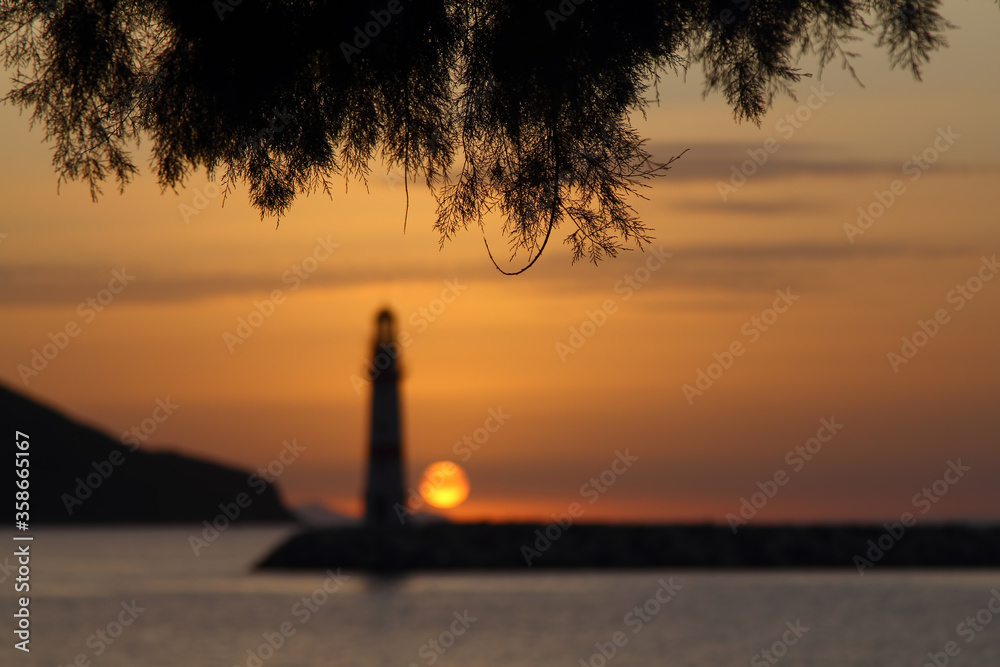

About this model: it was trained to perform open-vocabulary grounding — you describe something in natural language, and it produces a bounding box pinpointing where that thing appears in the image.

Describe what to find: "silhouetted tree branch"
[0,0,968,269]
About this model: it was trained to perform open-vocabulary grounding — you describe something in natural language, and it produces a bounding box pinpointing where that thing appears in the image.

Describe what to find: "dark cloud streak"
[649,141,998,182]
[0,243,975,306]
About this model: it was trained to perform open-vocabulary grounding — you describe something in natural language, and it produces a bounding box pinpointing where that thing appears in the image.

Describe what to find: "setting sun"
[419,461,471,509]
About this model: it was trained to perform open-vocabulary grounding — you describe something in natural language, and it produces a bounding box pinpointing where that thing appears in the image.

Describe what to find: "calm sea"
[9,527,1000,666]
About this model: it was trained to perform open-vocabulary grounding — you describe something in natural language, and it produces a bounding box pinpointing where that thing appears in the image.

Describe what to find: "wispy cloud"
[668,242,971,262]
[529,242,977,299]
[670,199,830,215]
[0,242,976,306]
[650,141,998,182]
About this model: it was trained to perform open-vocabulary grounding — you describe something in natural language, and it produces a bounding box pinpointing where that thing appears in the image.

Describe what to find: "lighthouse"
[364,309,406,527]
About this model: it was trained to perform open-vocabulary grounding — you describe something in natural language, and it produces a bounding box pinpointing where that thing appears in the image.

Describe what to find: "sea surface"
[8,527,1000,666]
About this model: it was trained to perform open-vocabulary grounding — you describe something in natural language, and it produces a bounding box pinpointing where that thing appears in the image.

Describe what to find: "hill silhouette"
[4,384,293,524]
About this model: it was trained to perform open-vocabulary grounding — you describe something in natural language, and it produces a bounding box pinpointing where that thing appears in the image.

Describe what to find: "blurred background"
[1,0,998,527]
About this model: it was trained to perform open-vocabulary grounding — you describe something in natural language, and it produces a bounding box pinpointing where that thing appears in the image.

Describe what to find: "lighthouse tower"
[364,309,406,527]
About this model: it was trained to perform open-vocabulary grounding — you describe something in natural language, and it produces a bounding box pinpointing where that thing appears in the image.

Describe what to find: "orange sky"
[2,0,999,524]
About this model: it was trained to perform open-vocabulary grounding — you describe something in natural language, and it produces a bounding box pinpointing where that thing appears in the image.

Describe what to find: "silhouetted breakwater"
[257,522,1000,571]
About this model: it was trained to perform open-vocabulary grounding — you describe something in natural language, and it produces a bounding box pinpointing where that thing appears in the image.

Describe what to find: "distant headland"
[2,384,292,524]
